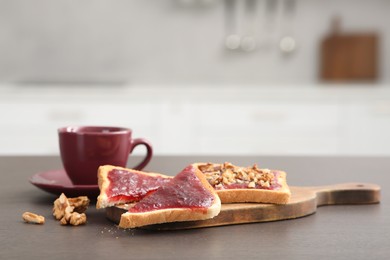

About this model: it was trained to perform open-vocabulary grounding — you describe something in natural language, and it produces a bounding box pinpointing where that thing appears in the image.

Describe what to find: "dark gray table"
[1,155,389,259]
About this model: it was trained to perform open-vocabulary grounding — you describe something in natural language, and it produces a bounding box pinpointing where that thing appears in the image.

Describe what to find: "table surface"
[1,155,389,260]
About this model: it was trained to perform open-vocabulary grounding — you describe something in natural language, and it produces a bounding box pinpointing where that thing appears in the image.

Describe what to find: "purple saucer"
[30,169,99,198]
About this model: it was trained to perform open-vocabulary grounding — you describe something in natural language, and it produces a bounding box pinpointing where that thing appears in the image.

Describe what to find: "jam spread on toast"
[129,165,214,213]
[106,169,171,203]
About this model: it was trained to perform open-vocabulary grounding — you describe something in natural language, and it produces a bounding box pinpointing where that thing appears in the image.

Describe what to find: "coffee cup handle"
[129,138,153,170]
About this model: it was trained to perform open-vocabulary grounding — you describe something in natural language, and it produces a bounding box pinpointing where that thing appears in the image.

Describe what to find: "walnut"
[53,193,73,220]
[207,175,221,185]
[223,162,235,170]
[252,164,261,173]
[260,180,271,188]
[60,202,75,224]
[53,193,89,226]
[236,169,245,180]
[199,163,220,173]
[248,181,256,188]
[259,170,274,184]
[22,212,45,224]
[68,196,90,213]
[222,176,230,185]
[69,212,87,226]
[59,216,68,225]
[221,168,235,185]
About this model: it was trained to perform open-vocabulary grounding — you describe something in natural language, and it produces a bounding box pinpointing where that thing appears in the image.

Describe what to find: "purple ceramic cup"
[58,126,153,185]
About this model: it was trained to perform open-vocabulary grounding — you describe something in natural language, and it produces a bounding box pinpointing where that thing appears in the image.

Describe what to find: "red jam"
[107,169,171,202]
[129,165,214,213]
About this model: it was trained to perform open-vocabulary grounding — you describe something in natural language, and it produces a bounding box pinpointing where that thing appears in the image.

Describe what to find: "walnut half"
[22,212,45,224]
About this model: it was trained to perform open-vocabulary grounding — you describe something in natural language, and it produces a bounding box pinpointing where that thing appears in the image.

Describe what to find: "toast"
[194,162,291,204]
[118,164,221,229]
[96,165,172,209]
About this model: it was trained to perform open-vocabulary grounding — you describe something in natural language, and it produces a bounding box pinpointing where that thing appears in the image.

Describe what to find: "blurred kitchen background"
[0,0,389,156]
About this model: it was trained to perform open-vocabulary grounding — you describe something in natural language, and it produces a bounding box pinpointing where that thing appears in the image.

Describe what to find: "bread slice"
[194,162,291,204]
[118,164,221,229]
[96,165,172,209]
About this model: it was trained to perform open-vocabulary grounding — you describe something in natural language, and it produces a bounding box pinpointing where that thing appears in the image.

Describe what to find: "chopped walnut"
[69,212,87,226]
[53,193,73,220]
[68,196,90,213]
[59,216,68,225]
[260,180,271,188]
[60,212,86,226]
[198,163,221,173]
[22,212,45,224]
[60,202,75,224]
[53,193,89,226]
[248,181,256,188]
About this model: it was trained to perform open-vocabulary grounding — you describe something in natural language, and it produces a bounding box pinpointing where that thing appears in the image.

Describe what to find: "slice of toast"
[194,162,291,204]
[96,165,172,209]
[118,165,221,229]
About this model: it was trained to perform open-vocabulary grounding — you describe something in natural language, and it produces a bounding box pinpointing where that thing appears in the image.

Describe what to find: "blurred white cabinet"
[1,85,390,155]
[341,101,390,155]
[192,101,342,154]
[0,101,158,154]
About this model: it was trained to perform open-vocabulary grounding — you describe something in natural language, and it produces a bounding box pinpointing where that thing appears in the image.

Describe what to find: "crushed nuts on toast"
[199,162,276,189]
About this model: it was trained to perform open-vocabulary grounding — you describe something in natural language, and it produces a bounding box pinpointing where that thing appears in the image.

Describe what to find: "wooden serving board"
[106,183,380,230]
[320,33,378,81]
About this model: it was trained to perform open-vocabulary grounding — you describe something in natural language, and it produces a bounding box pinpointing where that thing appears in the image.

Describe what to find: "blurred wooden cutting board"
[320,20,379,81]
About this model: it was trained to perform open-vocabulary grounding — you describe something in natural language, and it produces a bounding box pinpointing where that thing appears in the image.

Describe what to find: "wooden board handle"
[305,183,381,206]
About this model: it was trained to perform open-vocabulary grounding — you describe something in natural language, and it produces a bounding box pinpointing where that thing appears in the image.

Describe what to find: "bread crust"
[96,165,172,209]
[193,163,291,204]
[118,165,221,229]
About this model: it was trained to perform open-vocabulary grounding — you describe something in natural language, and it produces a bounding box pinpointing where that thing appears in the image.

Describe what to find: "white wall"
[0,0,389,85]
